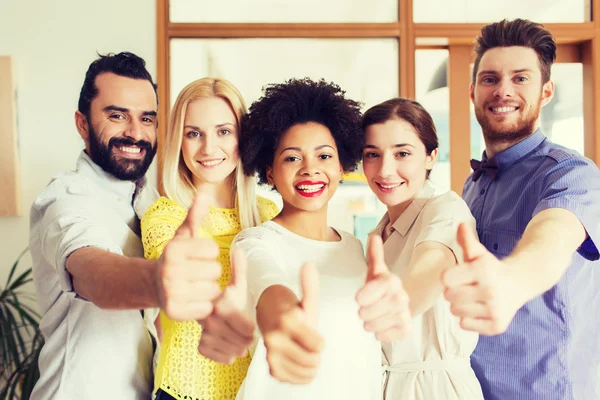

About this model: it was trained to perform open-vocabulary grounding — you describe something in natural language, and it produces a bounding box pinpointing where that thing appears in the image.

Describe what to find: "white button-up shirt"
[30,151,159,400]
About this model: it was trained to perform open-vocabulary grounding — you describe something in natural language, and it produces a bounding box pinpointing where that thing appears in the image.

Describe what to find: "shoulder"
[31,172,100,215]
[141,197,187,228]
[540,143,598,172]
[257,196,280,221]
[338,229,365,250]
[233,222,281,247]
[423,190,472,219]
[535,145,600,189]
[545,144,584,164]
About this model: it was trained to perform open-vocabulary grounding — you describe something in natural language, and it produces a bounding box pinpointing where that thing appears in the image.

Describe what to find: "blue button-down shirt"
[463,129,600,400]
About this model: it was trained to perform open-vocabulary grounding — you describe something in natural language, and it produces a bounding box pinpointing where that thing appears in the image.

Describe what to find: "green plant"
[0,248,44,399]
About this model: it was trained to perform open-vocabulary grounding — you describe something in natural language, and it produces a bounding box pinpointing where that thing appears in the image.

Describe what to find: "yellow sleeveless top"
[141,196,279,399]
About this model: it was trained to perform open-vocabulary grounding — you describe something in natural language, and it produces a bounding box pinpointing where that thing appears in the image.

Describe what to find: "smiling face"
[76,72,158,181]
[362,118,437,212]
[267,122,343,214]
[180,97,240,189]
[470,46,554,147]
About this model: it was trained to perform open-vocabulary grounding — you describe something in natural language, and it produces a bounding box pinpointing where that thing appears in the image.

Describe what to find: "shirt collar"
[76,151,147,201]
[373,182,436,238]
[481,128,546,171]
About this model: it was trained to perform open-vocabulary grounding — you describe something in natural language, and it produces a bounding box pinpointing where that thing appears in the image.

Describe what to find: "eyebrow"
[183,122,235,130]
[103,105,157,117]
[279,144,335,155]
[363,143,416,149]
[477,68,533,77]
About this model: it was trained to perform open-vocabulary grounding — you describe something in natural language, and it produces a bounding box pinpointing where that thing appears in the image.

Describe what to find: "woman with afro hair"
[231,78,411,400]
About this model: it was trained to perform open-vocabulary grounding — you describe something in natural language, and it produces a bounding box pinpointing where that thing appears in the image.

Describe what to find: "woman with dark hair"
[362,98,483,399]
[232,79,411,400]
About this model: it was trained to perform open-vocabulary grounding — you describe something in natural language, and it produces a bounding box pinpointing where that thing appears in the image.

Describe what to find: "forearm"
[67,247,160,309]
[503,208,587,304]
[256,285,300,334]
[403,243,455,317]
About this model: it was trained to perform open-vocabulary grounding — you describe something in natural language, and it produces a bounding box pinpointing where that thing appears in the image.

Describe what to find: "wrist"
[501,257,536,307]
[150,258,164,308]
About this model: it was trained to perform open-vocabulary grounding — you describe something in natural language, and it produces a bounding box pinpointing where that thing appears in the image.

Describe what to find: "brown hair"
[472,18,556,84]
[362,98,438,178]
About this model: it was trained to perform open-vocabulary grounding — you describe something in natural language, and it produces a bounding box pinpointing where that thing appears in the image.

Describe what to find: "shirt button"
[493,243,498,250]
[480,189,485,195]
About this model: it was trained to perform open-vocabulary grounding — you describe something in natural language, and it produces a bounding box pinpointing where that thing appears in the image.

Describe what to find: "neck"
[192,174,236,209]
[274,203,334,241]
[484,126,538,158]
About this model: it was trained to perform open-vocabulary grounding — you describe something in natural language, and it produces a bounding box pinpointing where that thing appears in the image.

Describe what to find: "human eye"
[186,130,201,138]
[109,113,126,121]
[481,76,497,85]
[141,116,156,124]
[515,76,528,83]
[319,153,333,160]
[396,151,410,158]
[284,155,300,162]
[218,128,231,136]
[363,151,379,159]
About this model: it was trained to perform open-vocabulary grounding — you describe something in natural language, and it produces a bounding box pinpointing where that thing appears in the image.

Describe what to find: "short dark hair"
[240,78,364,185]
[472,19,556,83]
[362,98,438,178]
[77,52,157,118]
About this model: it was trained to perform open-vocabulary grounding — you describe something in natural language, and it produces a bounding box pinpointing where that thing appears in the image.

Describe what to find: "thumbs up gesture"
[356,235,411,342]
[441,223,520,335]
[198,247,256,364]
[156,193,222,321]
[263,263,324,384]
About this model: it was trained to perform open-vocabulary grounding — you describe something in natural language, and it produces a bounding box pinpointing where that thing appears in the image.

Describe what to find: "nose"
[200,134,216,155]
[123,118,146,142]
[378,153,395,178]
[300,157,320,176]
[493,78,514,99]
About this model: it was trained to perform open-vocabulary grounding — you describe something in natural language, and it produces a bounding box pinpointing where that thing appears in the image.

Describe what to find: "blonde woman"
[141,78,278,400]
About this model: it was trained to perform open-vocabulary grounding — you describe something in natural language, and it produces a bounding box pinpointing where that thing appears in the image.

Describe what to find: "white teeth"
[119,146,141,154]
[492,107,517,113]
[296,184,325,193]
[200,159,224,166]
[379,182,401,189]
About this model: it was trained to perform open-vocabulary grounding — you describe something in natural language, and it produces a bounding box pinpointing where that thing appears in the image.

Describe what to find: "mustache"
[108,136,154,152]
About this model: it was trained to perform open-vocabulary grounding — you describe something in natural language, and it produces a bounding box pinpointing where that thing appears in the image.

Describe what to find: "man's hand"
[441,223,523,335]
[356,235,411,342]
[264,263,324,384]
[156,193,222,321]
[198,247,255,364]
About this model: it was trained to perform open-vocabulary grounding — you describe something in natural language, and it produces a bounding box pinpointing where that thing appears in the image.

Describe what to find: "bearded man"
[30,52,222,400]
[441,19,600,400]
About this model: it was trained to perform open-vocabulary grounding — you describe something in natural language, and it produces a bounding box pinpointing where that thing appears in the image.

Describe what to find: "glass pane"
[170,38,398,232]
[416,50,451,193]
[470,63,585,159]
[414,0,588,23]
[170,0,397,23]
[170,38,398,112]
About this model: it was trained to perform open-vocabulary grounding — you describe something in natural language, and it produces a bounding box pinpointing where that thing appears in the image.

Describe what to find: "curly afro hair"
[240,78,364,185]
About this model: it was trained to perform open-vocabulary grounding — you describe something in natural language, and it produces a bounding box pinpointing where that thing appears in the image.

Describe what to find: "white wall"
[0,0,157,286]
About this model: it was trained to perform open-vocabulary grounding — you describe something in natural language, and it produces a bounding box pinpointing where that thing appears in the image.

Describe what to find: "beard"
[87,123,157,181]
[474,98,541,145]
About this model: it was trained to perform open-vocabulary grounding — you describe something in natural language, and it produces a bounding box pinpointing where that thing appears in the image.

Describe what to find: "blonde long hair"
[158,77,261,229]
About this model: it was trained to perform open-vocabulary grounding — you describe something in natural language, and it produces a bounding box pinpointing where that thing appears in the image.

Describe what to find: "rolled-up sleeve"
[35,197,123,293]
[533,156,600,261]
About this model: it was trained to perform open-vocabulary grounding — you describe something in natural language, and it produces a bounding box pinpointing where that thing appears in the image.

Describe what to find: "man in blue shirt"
[442,19,600,399]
